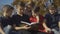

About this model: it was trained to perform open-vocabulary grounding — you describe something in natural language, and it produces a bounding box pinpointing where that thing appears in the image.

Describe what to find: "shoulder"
[56,14,60,18]
[23,14,29,16]
[12,14,19,18]
[12,14,18,17]
[39,15,44,20]
[23,14,30,18]
[57,14,60,16]
[45,13,50,17]
[44,13,50,18]
[0,16,4,22]
[0,16,4,20]
[39,15,44,18]
[39,15,43,17]
[55,13,60,17]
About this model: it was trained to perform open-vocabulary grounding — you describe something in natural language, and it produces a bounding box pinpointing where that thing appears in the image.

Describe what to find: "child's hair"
[48,5,56,10]
[34,6,40,13]
[3,5,14,12]
[16,2,25,8]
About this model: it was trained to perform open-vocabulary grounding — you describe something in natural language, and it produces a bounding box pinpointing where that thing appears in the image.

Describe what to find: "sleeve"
[26,16,30,23]
[0,17,2,26]
[44,14,48,19]
[58,14,60,28]
[24,15,30,23]
[39,15,44,23]
[44,14,48,23]
[11,15,16,25]
[59,15,60,21]
[11,15,18,27]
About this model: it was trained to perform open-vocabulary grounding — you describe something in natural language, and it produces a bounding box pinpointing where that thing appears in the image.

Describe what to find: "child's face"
[16,5,24,14]
[3,7,13,17]
[32,11,38,17]
[49,9,55,14]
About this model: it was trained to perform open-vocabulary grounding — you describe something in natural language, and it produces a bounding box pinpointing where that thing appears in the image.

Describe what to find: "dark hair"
[26,1,35,8]
[16,2,25,8]
[48,5,56,10]
[34,6,40,13]
[3,5,14,10]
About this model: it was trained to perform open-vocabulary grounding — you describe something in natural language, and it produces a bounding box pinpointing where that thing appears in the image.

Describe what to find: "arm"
[58,16,60,29]
[0,27,5,34]
[15,26,25,30]
[36,16,39,23]
[58,15,60,29]
[13,24,24,30]
[43,22,49,29]
[0,23,5,34]
[58,21,60,29]
[43,20,51,32]
[43,19,49,29]
[14,24,30,30]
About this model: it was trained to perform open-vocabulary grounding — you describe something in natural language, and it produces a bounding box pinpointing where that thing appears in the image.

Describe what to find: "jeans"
[3,25,12,34]
[30,30,47,34]
[52,29,60,34]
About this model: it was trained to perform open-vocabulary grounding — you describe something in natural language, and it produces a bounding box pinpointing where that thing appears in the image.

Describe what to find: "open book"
[21,21,39,30]
[21,21,36,25]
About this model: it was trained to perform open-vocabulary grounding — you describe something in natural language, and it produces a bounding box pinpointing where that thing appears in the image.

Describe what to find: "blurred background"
[0,0,60,16]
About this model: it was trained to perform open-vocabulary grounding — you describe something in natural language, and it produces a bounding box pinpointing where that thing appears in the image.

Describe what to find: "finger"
[45,30,48,32]
[26,26,30,28]
[25,25,29,26]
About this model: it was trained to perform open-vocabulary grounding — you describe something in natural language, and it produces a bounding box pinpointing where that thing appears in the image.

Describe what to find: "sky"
[0,0,14,11]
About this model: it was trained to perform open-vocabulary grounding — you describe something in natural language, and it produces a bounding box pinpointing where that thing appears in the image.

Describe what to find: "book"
[21,21,35,25]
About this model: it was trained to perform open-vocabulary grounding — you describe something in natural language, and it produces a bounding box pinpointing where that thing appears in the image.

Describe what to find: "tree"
[12,0,60,15]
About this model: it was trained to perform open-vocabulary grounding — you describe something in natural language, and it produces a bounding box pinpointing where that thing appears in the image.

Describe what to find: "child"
[29,7,46,34]
[12,4,31,34]
[0,5,14,34]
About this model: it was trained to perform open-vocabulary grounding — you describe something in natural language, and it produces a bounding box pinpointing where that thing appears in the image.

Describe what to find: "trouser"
[29,30,47,34]
[37,32,47,34]
[52,29,60,34]
[49,27,60,34]
[10,30,31,34]
[59,28,60,32]
[3,25,12,34]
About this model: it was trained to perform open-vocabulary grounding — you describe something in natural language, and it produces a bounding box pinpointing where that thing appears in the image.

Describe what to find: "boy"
[44,6,60,34]
[12,4,31,34]
[0,5,14,34]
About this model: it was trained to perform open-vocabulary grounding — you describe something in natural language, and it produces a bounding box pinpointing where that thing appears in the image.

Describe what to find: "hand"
[22,25,31,30]
[45,28,51,32]
[2,32,5,34]
[0,28,5,34]
[0,31,5,34]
